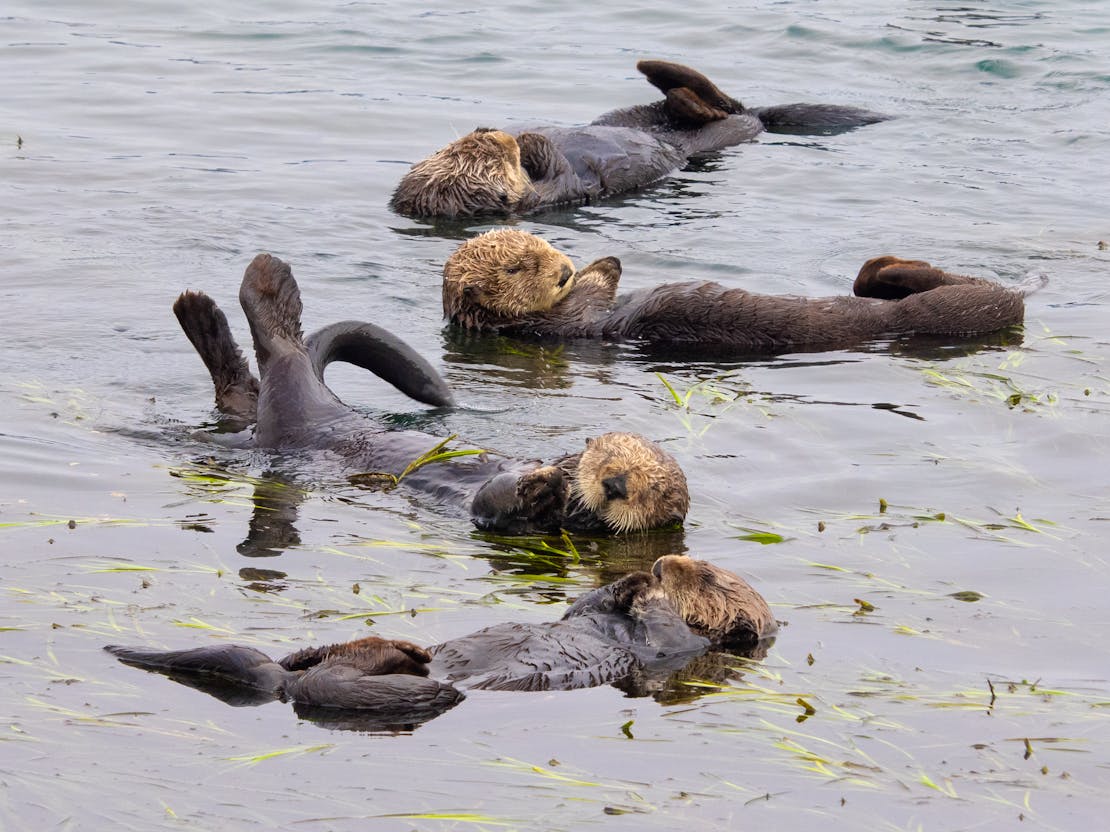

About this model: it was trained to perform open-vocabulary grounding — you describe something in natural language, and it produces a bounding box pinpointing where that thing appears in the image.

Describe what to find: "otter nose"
[601,474,628,502]
[557,264,573,287]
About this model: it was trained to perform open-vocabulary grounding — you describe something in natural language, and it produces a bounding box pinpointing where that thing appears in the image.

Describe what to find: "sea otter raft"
[107,554,777,722]
[442,230,1048,354]
[172,253,689,535]
[390,59,889,218]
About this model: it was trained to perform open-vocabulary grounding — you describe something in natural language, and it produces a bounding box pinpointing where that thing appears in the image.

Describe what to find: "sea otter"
[106,554,776,721]
[442,229,1047,353]
[173,252,689,534]
[390,59,889,218]
[429,555,777,691]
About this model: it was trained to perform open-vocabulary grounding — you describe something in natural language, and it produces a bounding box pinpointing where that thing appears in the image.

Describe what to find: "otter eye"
[504,264,521,275]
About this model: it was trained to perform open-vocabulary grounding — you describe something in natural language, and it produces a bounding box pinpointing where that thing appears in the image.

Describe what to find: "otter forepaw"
[516,465,568,522]
[517,132,559,181]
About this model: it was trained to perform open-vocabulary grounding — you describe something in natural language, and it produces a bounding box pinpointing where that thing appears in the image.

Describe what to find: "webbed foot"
[637,59,743,123]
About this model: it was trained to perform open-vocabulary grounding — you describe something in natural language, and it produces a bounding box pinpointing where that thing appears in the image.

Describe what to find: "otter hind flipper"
[662,87,731,125]
[306,321,456,408]
[239,253,305,376]
[636,60,743,120]
[854,256,1023,301]
[279,635,432,677]
[173,290,260,423]
[853,256,953,300]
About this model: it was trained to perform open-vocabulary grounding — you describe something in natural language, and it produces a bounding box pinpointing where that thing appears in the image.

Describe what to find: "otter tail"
[238,253,306,377]
[173,290,260,424]
[752,102,890,134]
[891,283,1029,336]
[307,321,456,408]
[1015,272,1050,296]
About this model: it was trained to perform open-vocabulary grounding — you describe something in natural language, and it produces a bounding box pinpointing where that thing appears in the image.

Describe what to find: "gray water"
[2,2,1108,829]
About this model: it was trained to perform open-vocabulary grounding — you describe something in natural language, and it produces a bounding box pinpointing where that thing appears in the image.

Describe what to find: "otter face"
[571,433,689,533]
[443,229,578,329]
[652,555,775,649]
[390,129,536,218]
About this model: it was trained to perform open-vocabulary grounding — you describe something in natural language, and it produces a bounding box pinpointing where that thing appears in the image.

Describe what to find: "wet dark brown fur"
[444,230,1044,353]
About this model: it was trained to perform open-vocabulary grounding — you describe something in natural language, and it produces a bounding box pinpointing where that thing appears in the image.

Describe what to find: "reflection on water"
[237,474,304,558]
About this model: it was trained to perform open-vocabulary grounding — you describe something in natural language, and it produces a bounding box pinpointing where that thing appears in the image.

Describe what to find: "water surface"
[2,2,1108,829]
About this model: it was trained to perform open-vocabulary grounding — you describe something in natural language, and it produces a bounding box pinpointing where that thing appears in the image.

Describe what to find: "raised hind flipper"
[854,255,997,300]
[239,253,306,378]
[306,321,455,408]
[636,60,743,123]
[173,291,259,427]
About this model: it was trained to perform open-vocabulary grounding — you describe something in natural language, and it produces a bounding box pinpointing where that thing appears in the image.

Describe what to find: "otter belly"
[517,125,686,199]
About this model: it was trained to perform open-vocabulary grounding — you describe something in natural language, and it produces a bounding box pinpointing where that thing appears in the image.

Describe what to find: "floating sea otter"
[173,253,689,534]
[442,230,1046,353]
[106,555,776,728]
[390,59,889,218]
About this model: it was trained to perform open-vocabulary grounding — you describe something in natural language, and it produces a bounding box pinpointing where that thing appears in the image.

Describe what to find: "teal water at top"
[1,3,1108,830]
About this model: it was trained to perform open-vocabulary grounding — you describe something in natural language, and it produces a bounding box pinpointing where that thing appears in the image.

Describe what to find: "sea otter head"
[443,229,577,330]
[390,128,536,218]
[571,433,689,533]
[652,555,776,650]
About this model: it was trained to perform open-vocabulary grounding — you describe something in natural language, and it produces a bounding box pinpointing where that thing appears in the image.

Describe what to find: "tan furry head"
[571,433,689,533]
[652,555,776,650]
[390,129,536,218]
[443,229,577,330]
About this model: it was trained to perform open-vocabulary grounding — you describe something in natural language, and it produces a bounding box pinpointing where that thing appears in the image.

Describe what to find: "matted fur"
[443,228,577,328]
[570,433,689,533]
[390,129,535,218]
[653,554,777,649]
